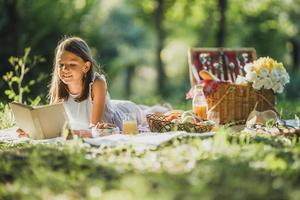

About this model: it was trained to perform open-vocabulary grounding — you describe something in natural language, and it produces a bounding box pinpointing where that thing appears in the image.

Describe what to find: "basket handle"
[255,91,279,115]
[207,86,235,113]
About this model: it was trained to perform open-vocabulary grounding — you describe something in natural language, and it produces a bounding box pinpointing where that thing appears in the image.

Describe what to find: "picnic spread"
[1,48,299,147]
[0,126,215,148]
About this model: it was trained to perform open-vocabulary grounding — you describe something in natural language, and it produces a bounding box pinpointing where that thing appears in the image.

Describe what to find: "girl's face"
[57,51,90,85]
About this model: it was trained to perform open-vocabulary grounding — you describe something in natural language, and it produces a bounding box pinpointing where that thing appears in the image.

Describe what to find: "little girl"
[48,36,170,135]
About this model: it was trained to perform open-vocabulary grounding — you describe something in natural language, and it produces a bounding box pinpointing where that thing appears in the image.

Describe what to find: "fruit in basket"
[181,116,194,123]
[181,111,194,123]
[166,114,180,122]
[164,109,184,122]
[164,110,212,126]
[180,112,204,124]
[164,109,184,116]
[181,110,194,118]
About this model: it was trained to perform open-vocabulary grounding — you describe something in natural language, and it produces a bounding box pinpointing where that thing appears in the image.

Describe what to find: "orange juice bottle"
[193,104,207,119]
[192,84,208,120]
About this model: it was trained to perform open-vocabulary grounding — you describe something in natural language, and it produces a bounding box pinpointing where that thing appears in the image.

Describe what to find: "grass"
[0,98,299,200]
[277,99,300,119]
[0,134,300,200]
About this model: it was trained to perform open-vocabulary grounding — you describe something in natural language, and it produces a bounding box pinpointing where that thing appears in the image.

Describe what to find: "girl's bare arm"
[90,79,107,126]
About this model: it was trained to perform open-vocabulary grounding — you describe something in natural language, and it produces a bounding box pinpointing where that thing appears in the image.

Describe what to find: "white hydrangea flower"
[279,72,290,85]
[270,68,280,82]
[278,85,284,93]
[284,73,290,84]
[272,82,284,93]
[252,79,264,90]
[245,71,257,82]
[263,77,273,90]
[244,63,254,73]
[240,57,289,93]
[259,68,269,77]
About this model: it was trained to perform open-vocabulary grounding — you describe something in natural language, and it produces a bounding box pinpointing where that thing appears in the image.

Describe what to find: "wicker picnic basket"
[205,82,275,124]
[146,113,214,133]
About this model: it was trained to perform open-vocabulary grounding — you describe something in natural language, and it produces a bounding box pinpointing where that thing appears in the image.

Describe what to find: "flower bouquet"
[236,57,290,93]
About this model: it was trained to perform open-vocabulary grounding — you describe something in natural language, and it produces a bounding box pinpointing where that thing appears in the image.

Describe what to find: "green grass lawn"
[0,99,299,200]
[1,134,300,200]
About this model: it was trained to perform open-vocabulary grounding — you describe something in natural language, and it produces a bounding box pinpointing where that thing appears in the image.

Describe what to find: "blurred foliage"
[0,103,14,129]
[0,0,98,102]
[277,99,300,119]
[2,48,44,104]
[0,0,300,103]
[285,71,300,100]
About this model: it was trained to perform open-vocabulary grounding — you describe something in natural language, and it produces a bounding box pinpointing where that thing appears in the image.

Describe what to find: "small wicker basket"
[146,113,214,133]
[205,82,275,124]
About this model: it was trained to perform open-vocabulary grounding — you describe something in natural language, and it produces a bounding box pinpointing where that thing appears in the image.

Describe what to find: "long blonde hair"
[49,36,99,103]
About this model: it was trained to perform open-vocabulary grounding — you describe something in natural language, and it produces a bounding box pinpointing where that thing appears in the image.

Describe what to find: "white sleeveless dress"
[63,73,169,130]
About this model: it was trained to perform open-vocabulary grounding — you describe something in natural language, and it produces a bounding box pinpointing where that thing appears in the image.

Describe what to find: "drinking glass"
[207,111,220,126]
[122,113,138,135]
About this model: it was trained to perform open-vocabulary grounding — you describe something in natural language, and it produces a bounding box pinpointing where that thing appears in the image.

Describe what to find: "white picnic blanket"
[0,127,66,144]
[84,132,214,148]
[1,119,296,148]
[0,126,214,148]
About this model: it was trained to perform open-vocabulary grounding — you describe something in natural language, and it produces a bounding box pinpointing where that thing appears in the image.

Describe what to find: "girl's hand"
[16,128,29,138]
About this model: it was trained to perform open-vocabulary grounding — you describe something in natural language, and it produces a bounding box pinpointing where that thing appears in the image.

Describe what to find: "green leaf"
[24,68,30,74]
[18,59,23,67]
[8,56,15,65]
[23,86,30,93]
[4,90,12,96]
[8,93,16,100]
[29,80,36,85]
[28,96,41,106]
[11,77,20,84]
[266,119,276,128]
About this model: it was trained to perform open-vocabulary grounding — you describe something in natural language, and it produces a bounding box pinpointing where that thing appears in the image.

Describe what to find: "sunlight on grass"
[0,131,299,199]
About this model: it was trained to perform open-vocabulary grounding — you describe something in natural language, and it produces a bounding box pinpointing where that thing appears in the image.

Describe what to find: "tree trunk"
[154,0,167,96]
[198,11,214,46]
[125,66,135,98]
[216,0,227,47]
[291,39,300,71]
[4,0,20,50]
[0,0,20,75]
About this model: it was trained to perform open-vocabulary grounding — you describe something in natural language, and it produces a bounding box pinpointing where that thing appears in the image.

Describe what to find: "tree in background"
[94,1,150,98]
[1,0,300,102]
[154,0,168,96]
[216,0,227,46]
[0,0,97,102]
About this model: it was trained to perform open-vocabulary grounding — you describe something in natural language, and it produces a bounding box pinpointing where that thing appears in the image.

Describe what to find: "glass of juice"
[122,113,138,135]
